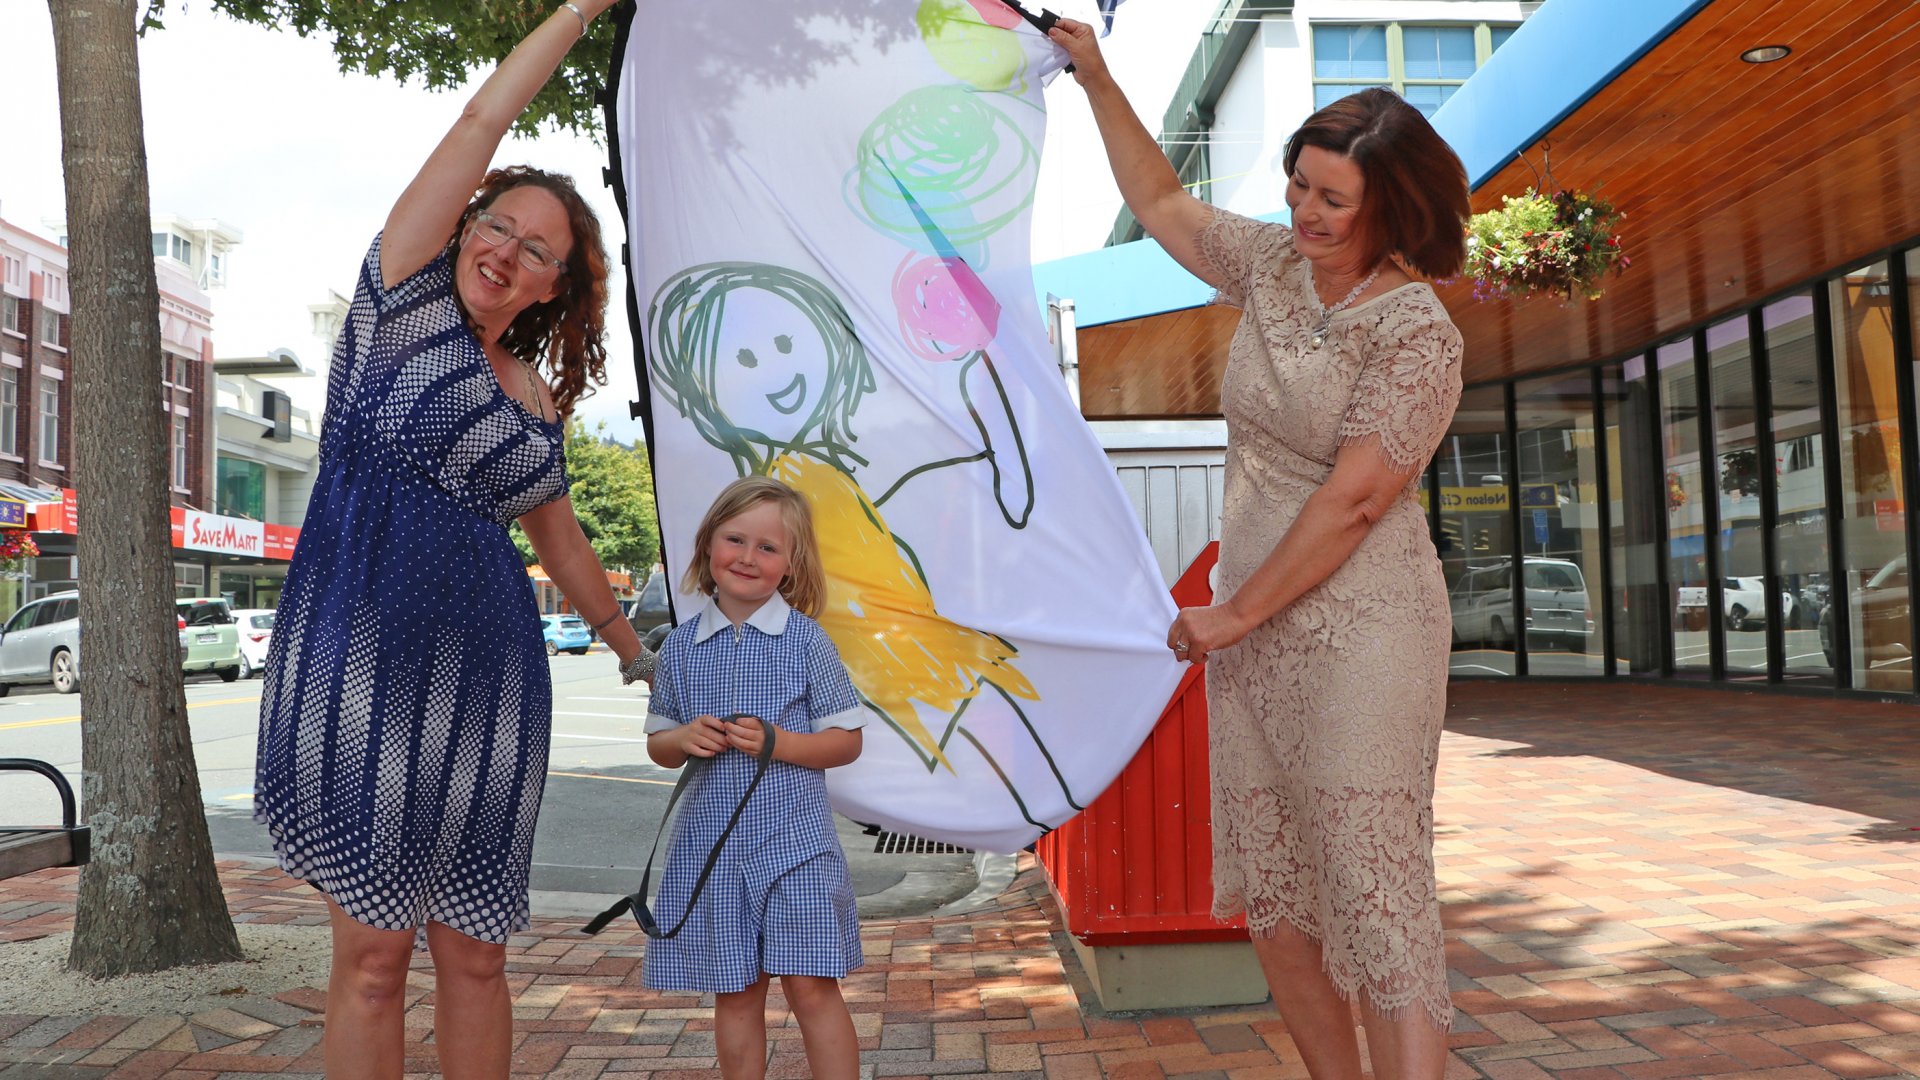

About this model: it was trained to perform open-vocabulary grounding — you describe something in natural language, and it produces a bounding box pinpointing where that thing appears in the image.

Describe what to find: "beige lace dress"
[1196,208,1462,1027]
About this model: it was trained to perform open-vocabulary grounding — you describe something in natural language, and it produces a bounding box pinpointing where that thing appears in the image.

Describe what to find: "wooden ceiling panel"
[1441,0,1920,384]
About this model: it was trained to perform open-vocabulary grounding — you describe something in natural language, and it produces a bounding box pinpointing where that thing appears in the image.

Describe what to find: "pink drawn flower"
[892,253,1001,362]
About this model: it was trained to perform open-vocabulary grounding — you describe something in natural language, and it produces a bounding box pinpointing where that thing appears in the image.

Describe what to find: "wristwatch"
[620,647,658,686]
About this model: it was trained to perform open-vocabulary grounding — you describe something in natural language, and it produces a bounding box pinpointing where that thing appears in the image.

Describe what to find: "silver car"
[0,592,82,695]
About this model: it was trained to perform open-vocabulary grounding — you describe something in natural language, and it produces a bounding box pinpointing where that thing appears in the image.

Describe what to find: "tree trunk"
[51,0,243,975]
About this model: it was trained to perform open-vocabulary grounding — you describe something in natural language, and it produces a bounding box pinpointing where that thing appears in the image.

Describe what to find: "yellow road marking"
[0,694,262,731]
[546,769,674,787]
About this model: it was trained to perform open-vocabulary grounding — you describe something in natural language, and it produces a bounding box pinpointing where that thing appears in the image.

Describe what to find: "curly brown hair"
[1284,89,1470,280]
[448,165,609,420]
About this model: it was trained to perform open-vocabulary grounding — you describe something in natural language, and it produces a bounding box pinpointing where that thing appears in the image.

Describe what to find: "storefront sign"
[1418,483,1557,513]
[0,496,25,529]
[175,508,264,557]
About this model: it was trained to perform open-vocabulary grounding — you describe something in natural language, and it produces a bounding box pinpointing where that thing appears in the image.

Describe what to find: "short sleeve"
[1195,207,1297,309]
[642,634,686,735]
[364,231,455,317]
[1338,316,1464,474]
[804,628,866,732]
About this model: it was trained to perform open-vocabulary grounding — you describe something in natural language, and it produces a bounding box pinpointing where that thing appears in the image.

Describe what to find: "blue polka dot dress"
[253,234,569,944]
[641,593,867,994]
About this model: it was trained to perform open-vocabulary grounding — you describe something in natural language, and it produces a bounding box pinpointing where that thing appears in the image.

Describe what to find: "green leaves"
[149,0,616,135]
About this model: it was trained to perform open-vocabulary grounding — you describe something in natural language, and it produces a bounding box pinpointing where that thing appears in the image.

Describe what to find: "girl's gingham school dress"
[641,592,867,993]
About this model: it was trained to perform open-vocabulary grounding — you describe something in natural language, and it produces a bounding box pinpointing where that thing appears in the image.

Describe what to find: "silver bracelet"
[619,647,657,686]
[560,1,589,36]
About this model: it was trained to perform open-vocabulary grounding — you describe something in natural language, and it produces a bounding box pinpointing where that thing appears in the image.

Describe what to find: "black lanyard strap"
[583,713,777,939]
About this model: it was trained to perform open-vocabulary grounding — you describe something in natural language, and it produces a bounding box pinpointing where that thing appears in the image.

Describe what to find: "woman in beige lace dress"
[1051,21,1470,1080]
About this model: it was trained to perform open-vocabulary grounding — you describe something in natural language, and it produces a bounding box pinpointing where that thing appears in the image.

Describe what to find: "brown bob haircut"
[1283,88,1471,280]
[447,165,610,421]
[680,476,827,619]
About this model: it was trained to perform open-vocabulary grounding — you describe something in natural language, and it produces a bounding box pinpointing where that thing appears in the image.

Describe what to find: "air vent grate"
[872,831,971,855]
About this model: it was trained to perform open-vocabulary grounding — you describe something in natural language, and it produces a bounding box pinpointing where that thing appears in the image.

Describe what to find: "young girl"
[643,476,866,1080]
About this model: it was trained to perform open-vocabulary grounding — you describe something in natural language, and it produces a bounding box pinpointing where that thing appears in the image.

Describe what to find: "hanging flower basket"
[1464,188,1630,302]
[0,529,38,572]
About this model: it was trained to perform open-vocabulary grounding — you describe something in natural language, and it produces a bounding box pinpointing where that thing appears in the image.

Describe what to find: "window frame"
[37,375,60,466]
[1308,21,1519,117]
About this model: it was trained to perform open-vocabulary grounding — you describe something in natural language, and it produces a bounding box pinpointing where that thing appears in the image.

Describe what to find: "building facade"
[1038,0,1920,700]
[0,209,303,613]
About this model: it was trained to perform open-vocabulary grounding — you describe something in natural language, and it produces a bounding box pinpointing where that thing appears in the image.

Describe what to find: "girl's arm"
[520,495,646,670]
[1168,440,1413,664]
[1046,18,1217,285]
[380,0,619,288]
[723,718,862,770]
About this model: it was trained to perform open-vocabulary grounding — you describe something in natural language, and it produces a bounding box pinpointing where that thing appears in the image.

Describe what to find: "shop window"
[1830,260,1908,692]
[1608,359,1666,675]
[1705,314,1766,678]
[1433,384,1513,675]
[173,561,206,599]
[1656,338,1709,672]
[1515,374,1604,676]
[1762,293,1834,686]
[1311,22,1518,116]
[217,454,266,520]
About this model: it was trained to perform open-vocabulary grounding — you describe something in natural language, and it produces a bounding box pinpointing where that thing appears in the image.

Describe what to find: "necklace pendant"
[1310,331,1325,349]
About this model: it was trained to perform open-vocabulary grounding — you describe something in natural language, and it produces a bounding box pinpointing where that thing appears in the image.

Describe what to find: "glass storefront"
[1439,238,1920,695]
[1831,260,1908,692]
[1515,374,1602,675]
[1435,385,1514,676]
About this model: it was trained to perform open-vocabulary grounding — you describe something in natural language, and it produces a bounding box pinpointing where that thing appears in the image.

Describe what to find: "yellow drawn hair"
[680,476,825,619]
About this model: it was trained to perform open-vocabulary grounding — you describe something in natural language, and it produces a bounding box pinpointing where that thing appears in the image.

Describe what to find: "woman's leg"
[1356,1000,1448,1080]
[780,975,860,1080]
[1249,922,1365,1080]
[423,921,512,1080]
[323,899,416,1080]
[714,975,771,1080]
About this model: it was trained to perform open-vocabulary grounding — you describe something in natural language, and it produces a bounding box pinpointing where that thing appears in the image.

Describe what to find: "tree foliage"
[147,0,617,135]
[512,420,659,571]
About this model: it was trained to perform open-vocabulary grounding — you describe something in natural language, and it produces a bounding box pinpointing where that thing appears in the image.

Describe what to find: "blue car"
[539,614,592,656]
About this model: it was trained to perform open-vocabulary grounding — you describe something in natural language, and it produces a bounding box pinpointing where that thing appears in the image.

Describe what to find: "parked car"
[1821,555,1908,669]
[1675,577,1796,631]
[628,568,673,651]
[177,597,244,682]
[1449,557,1594,652]
[540,613,593,656]
[0,592,82,695]
[231,608,276,679]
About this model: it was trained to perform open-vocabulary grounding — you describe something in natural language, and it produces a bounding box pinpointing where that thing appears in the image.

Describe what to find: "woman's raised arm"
[1047,18,1217,285]
[381,0,620,287]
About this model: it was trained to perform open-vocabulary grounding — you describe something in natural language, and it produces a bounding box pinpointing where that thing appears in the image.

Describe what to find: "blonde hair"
[680,476,826,619]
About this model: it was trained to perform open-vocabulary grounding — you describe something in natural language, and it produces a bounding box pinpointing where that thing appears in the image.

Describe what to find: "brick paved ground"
[3,681,1919,1079]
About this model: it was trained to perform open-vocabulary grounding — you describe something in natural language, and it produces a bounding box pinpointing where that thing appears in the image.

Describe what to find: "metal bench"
[0,758,91,879]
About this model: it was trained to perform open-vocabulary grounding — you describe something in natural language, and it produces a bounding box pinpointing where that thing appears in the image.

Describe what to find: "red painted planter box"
[1034,542,1248,947]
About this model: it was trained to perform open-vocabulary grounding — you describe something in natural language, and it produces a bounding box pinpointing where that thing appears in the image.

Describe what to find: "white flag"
[614,0,1179,853]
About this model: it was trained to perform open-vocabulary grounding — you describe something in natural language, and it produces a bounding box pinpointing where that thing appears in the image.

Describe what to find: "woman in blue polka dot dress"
[644,477,867,1080]
[250,3,650,1077]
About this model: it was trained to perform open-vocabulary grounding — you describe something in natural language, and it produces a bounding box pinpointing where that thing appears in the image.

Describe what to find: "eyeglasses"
[469,211,567,274]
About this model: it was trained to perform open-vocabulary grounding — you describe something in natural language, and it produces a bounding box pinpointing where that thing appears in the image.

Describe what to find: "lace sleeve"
[1337,315,1463,475]
[1195,207,1295,309]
